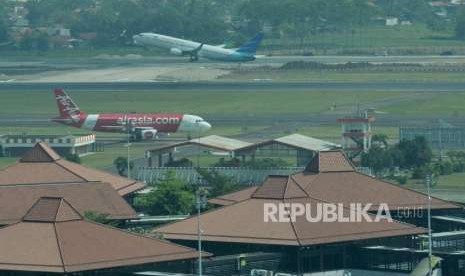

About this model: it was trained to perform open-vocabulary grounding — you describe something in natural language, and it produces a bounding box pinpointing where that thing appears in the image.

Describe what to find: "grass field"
[0,89,444,117]
[405,172,465,203]
[0,158,17,169]
[2,89,465,118]
[407,172,465,189]
[222,71,465,83]
[384,92,465,116]
[0,87,463,169]
[263,25,465,54]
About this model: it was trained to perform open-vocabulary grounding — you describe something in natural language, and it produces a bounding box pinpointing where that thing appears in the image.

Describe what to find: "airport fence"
[136,166,372,185]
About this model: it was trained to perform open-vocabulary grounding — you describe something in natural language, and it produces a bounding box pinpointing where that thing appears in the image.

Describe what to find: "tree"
[0,1,8,43]
[396,136,432,168]
[372,133,389,148]
[113,156,133,176]
[196,168,236,198]
[134,170,195,216]
[19,31,50,51]
[456,8,465,40]
[83,211,117,226]
[361,145,393,175]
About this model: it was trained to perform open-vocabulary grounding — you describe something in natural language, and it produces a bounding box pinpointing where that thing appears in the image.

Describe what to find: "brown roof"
[158,153,425,246]
[208,186,258,206]
[155,197,426,247]
[20,142,61,162]
[0,182,137,225]
[305,150,355,173]
[0,142,145,196]
[0,197,203,273]
[209,151,461,210]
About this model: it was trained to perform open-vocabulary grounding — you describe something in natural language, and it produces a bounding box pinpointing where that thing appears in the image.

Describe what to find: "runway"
[4,55,465,66]
[1,81,465,92]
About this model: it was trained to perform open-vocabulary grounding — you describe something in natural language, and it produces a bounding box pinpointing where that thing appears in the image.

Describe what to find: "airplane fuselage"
[56,113,210,133]
[52,89,211,137]
[133,33,256,62]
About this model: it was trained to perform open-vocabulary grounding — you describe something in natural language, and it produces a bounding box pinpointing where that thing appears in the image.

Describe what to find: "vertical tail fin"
[236,33,264,54]
[54,88,83,123]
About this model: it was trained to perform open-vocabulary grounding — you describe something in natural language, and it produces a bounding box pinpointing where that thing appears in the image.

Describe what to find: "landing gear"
[189,54,199,62]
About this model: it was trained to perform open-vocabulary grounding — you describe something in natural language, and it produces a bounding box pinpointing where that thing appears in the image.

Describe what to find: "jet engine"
[141,129,158,140]
[170,48,183,56]
[132,127,158,141]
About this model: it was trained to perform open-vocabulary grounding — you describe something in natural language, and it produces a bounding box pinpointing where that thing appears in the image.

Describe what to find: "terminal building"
[140,134,343,184]
[0,134,96,157]
[144,134,341,168]
[155,151,465,275]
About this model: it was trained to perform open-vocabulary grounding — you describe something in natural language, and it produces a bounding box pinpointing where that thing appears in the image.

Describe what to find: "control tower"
[337,111,375,157]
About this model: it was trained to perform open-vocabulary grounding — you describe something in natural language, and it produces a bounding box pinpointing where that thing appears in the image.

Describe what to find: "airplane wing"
[182,43,203,61]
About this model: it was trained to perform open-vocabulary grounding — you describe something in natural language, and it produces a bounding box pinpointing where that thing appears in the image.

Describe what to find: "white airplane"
[132,32,264,62]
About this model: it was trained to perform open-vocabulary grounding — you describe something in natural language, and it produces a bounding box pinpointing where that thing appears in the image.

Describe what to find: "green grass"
[263,25,465,54]
[80,143,155,170]
[384,92,465,116]
[406,172,465,189]
[0,88,462,169]
[0,157,17,169]
[222,71,465,83]
[0,89,412,118]
[4,88,464,118]
[405,172,465,203]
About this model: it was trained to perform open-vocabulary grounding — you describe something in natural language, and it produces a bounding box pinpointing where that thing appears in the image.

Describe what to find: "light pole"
[126,119,134,179]
[196,188,207,276]
[127,127,131,179]
[426,174,433,276]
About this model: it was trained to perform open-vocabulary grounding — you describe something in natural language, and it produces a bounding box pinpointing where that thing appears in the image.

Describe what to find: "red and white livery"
[52,89,211,139]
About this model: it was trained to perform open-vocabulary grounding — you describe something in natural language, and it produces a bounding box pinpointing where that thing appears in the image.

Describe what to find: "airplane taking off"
[52,89,211,140]
[132,32,264,62]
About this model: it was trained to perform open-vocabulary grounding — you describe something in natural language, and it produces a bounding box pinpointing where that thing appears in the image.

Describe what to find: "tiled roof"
[0,197,203,273]
[0,142,145,196]
[305,151,355,173]
[19,142,61,162]
[0,182,137,225]
[155,197,426,247]
[208,186,258,206]
[209,151,461,211]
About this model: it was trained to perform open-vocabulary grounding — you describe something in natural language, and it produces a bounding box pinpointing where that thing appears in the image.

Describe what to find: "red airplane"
[52,89,211,140]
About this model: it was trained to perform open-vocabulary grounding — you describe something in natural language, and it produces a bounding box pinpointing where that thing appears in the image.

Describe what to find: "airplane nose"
[201,121,212,131]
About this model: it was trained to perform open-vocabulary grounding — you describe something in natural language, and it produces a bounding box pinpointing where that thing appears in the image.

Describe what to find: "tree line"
[2,0,465,49]
[362,135,465,185]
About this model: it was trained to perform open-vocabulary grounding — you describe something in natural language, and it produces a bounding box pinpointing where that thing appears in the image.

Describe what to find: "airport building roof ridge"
[304,150,355,173]
[19,142,62,162]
